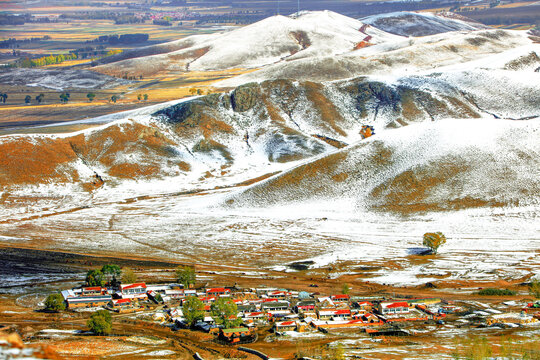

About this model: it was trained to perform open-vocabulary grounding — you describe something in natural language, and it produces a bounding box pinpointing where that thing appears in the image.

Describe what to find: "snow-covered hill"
[93,10,402,77]
[224,117,540,214]
[362,11,488,37]
[217,29,536,87]
[1,64,538,220]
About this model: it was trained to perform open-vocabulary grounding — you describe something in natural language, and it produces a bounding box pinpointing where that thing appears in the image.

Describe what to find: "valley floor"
[0,246,539,360]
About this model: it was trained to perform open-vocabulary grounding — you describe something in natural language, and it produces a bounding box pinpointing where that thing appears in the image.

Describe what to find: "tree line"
[1,91,149,105]
[16,49,122,68]
[88,33,150,45]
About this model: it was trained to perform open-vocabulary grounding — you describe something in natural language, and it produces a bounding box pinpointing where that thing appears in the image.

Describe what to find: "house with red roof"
[356,301,374,312]
[378,301,410,315]
[331,294,350,303]
[206,288,231,297]
[81,287,105,296]
[317,308,351,320]
[119,283,147,299]
[274,320,297,332]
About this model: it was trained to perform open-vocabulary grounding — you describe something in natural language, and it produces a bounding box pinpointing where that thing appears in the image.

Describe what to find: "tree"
[189,88,196,95]
[44,293,66,312]
[0,93,6,103]
[137,94,142,101]
[341,283,350,295]
[196,88,202,95]
[121,267,137,284]
[87,310,112,335]
[24,95,31,104]
[101,264,121,285]
[423,232,447,254]
[59,92,70,104]
[110,95,118,103]
[176,266,196,289]
[182,296,204,327]
[210,297,242,329]
[86,269,105,287]
[35,93,44,104]
[86,92,96,102]
[143,93,148,101]
[530,278,540,299]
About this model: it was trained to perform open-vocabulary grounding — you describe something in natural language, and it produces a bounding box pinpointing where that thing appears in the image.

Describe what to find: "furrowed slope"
[224,118,540,214]
[362,11,488,37]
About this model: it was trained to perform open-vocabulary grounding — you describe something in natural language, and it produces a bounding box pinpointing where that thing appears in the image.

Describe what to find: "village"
[1,255,540,359]
[52,265,540,347]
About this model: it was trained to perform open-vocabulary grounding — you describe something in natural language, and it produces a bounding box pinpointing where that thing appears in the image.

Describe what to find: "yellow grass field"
[497,1,537,8]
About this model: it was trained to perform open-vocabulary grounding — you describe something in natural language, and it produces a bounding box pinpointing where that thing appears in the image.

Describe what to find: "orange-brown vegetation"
[370,158,469,213]
[267,151,348,187]
[354,41,371,50]
[331,172,349,182]
[0,137,79,186]
[302,81,347,137]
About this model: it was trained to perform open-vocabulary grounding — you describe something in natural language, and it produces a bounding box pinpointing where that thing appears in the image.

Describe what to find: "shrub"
[121,267,137,284]
[476,288,516,296]
[86,269,105,287]
[44,293,65,312]
[423,232,447,254]
[87,310,112,335]
[529,278,540,299]
[176,266,195,288]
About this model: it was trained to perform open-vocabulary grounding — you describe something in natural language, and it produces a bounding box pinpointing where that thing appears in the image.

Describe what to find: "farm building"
[119,283,147,299]
[274,320,297,332]
[378,301,410,315]
[261,301,290,313]
[81,287,106,296]
[295,300,316,313]
[312,318,382,329]
[355,301,374,312]
[317,309,351,320]
[219,327,251,343]
[331,294,350,303]
[206,288,231,296]
[66,295,111,308]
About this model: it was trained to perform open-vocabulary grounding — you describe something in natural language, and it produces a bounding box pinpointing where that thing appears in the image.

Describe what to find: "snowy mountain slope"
[362,11,488,37]
[1,66,538,218]
[93,10,402,77]
[216,29,533,87]
[224,117,540,214]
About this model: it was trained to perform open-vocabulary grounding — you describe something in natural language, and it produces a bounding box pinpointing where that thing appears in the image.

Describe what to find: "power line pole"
[277,0,280,15]
[297,0,300,16]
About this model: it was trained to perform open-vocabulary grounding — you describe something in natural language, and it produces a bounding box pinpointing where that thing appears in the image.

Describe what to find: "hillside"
[1,63,539,219]
[92,10,402,78]
[223,117,540,214]
[361,11,489,37]
[217,28,536,87]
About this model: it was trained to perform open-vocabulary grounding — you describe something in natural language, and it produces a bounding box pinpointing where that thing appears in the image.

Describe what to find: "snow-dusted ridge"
[361,11,489,37]
[93,10,402,77]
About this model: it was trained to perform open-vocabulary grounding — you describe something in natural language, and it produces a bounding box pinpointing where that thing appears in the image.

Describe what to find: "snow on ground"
[361,11,488,37]
[0,68,128,90]
[96,10,402,75]
[216,28,533,87]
